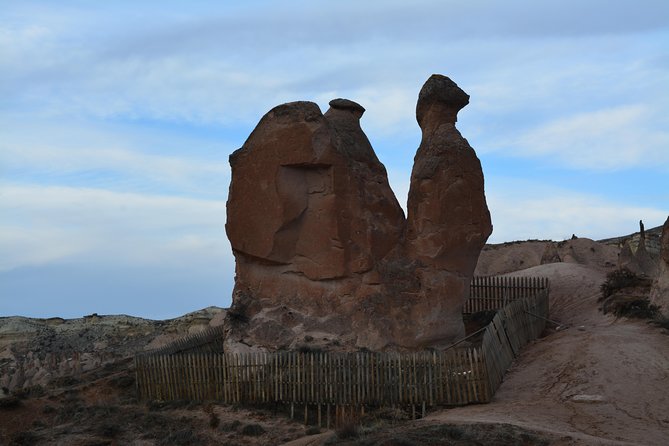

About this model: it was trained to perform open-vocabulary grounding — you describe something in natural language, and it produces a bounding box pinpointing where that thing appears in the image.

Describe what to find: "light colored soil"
[427,262,669,445]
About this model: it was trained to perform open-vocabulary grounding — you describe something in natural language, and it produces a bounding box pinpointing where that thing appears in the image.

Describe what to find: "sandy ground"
[426,263,669,446]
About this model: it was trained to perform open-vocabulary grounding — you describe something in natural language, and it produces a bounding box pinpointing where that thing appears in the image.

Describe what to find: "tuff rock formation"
[540,242,562,265]
[225,75,492,351]
[650,216,669,316]
[405,74,493,341]
[618,220,659,277]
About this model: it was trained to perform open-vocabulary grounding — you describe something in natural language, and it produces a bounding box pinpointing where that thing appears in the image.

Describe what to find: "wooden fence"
[135,277,549,423]
[465,276,549,314]
[144,325,226,356]
[135,347,488,406]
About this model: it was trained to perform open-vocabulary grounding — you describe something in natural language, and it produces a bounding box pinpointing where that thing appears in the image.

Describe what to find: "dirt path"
[427,263,669,445]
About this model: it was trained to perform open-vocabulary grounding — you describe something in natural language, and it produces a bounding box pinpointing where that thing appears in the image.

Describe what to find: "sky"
[1,0,668,319]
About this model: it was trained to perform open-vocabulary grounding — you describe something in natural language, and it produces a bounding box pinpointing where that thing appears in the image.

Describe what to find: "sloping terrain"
[427,262,669,445]
[288,261,669,446]
[2,234,668,445]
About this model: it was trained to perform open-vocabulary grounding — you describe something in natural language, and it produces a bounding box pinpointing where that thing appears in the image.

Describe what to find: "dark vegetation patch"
[463,309,497,335]
[327,421,551,446]
[600,268,652,300]
[650,315,669,332]
[0,396,21,409]
[9,430,39,446]
[240,423,265,436]
[599,268,657,318]
[604,299,660,319]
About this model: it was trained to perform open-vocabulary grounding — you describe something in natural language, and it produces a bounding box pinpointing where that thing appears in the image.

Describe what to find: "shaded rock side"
[650,216,669,316]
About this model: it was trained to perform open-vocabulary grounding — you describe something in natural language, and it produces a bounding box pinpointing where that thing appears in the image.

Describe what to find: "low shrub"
[600,268,650,301]
[219,419,241,432]
[617,300,659,319]
[651,315,669,331]
[208,412,220,429]
[97,422,122,438]
[0,396,21,409]
[109,374,134,389]
[10,431,38,446]
[160,428,199,446]
[334,421,358,440]
[13,385,45,399]
[240,423,265,436]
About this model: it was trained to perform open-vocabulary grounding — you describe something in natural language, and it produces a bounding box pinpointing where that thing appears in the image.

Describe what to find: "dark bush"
[334,421,358,440]
[297,345,323,354]
[220,419,241,431]
[0,396,21,409]
[616,300,659,319]
[109,374,135,389]
[97,422,122,438]
[208,412,220,429]
[10,431,39,446]
[241,423,265,436]
[226,299,250,324]
[14,385,45,399]
[160,428,198,446]
[50,375,80,387]
[651,315,669,331]
[600,268,649,300]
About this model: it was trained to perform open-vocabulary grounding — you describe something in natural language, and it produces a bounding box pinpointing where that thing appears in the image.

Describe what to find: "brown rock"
[225,75,491,351]
[406,75,492,274]
[226,100,404,281]
[650,216,669,316]
[405,75,492,341]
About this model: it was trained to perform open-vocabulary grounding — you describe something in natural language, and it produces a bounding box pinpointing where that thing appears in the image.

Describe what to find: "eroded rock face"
[650,216,669,316]
[225,76,491,351]
[226,100,404,281]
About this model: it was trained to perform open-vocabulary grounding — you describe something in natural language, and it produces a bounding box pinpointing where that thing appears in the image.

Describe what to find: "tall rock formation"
[650,216,669,316]
[405,74,492,341]
[618,220,659,277]
[225,75,491,351]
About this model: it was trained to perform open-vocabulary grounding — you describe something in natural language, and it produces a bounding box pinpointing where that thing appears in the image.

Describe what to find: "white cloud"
[486,179,668,243]
[510,105,669,170]
[0,116,232,198]
[0,184,230,271]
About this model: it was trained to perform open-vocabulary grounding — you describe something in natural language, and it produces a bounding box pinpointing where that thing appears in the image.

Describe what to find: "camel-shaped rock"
[225,75,492,351]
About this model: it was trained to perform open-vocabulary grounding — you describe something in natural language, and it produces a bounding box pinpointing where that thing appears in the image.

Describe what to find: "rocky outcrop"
[225,75,491,351]
[650,216,669,316]
[475,238,618,277]
[540,242,562,265]
[618,220,659,277]
[0,308,225,392]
